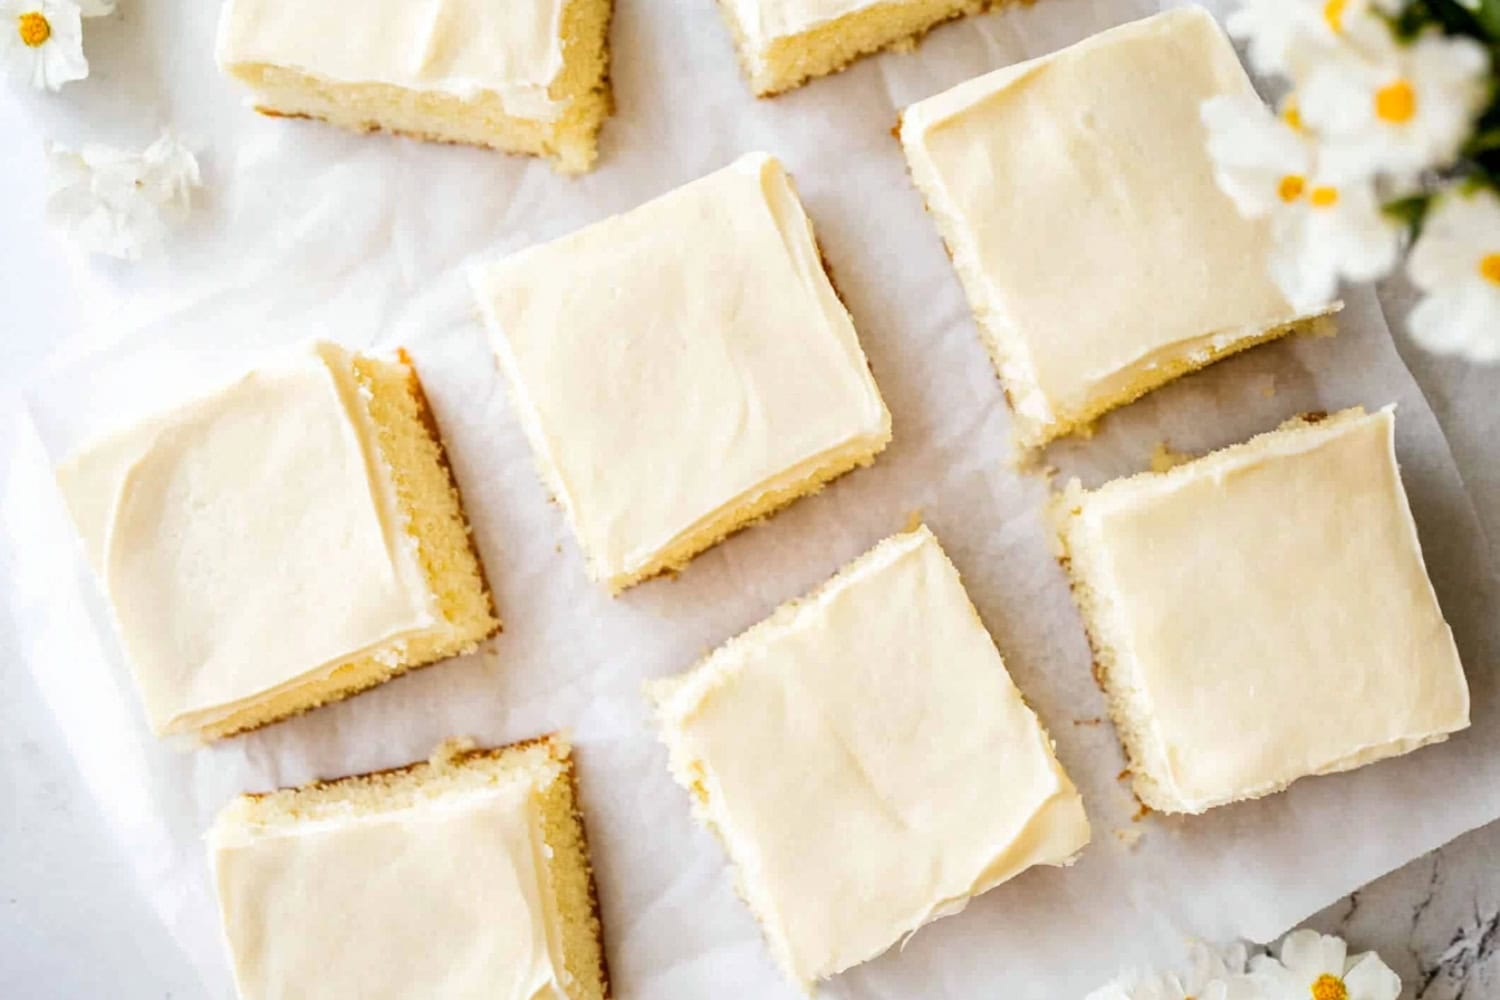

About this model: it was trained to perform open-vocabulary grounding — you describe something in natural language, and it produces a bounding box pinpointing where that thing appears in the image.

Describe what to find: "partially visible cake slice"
[649,525,1089,991]
[215,0,613,173]
[719,0,1001,96]
[900,8,1330,449]
[1053,406,1470,815]
[56,341,499,741]
[472,152,891,594]
[210,735,609,1000]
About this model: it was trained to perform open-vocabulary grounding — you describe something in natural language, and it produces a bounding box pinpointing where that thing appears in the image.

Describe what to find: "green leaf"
[1383,193,1433,235]
[1467,126,1500,156]
[1424,0,1486,35]
[1388,2,1433,40]
[1477,0,1500,38]
[1450,160,1500,197]
[1414,0,1497,38]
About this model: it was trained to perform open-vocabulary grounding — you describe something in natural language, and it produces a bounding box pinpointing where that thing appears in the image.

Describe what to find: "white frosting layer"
[901,8,1312,441]
[1069,407,1469,812]
[216,0,570,121]
[473,152,890,588]
[211,783,567,1000]
[653,526,1089,988]
[56,342,440,736]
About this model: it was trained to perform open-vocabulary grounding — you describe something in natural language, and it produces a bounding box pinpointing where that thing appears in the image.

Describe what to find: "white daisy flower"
[1226,0,1388,78]
[45,132,202,261]
[1086,942,1258,1000]
[1299,24,1491,180]
[1,0,87,91]
[1202,93,1402,312]
[1266,172,1400,311]
[1407,188,1500,363]
[1249,930,1402,1000]
[1203,93,1316,216]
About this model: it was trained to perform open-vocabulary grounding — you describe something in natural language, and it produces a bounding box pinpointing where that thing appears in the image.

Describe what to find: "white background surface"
[3,1,1500,998]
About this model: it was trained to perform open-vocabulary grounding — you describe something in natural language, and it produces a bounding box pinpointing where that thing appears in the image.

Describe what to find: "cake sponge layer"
[721,0,1000,97]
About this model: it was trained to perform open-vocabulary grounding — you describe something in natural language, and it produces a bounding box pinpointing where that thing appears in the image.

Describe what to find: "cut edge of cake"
[209,734,609,1000]
[219,0,613,174]
[1049,406,1461,814]
[600,426,891,595]
[199,348,500,741]
[720,0,1000,97]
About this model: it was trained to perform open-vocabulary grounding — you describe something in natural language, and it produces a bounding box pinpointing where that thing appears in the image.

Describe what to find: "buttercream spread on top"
[472,152,890,587]
[211,782,567,1000]
[1069,407,1469,812]
[901,8,1310,437]
[55,342,440,736]
[215,0,570,121]
[653,526,1090,986]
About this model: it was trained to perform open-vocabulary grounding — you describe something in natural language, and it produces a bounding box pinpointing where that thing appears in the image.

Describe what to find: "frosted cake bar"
[216,0,613,173]
[650,525,1089,990]
[900,8,1326,449]
[209,736,607,1000]
[56,342,499,741]
[472,152,891,593]
[1053,407,1469,814]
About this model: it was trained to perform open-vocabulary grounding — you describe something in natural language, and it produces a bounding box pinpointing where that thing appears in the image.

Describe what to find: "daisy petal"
[1411,287,1500,363]
[44,131,201,260]
[1342,952,1403,1000]
[1280,930,1347,978]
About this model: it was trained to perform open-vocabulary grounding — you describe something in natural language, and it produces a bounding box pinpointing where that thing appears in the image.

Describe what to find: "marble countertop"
[1306,823,1500,1000]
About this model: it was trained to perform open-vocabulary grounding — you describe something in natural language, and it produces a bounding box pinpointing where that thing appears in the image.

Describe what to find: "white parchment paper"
[5,0,1500,997]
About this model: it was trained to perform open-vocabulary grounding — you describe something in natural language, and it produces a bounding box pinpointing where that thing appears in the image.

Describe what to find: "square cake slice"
[215,0,613,173]
[1053,407,1470,815]
[649,525,1089,990]
[209,735,608,1000]
[718,0,1000,96]
[56,342,499,741]
[472,152,891,594]
[900,8,1327,449]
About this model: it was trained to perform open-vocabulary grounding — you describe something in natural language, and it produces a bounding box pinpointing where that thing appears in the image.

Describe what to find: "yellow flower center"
[1324,0,1348,33]
[1309,186,1340,208]
[1281,98,1305,132]
[1311,973,1349,1000]
[1375,79,1417,124]
[17,10,50,47]
[1480,253,1500,286]
[1279,174,1307,202]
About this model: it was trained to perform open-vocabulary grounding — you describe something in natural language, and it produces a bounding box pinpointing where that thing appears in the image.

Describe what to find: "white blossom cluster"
[1204,0,1498,362]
